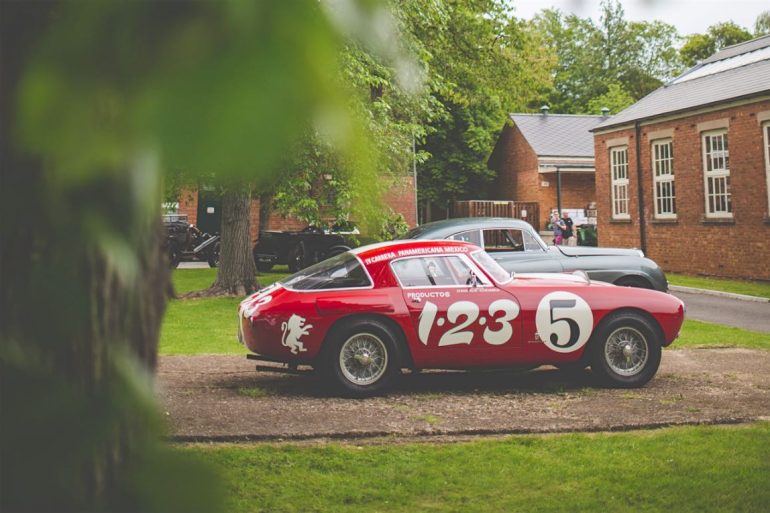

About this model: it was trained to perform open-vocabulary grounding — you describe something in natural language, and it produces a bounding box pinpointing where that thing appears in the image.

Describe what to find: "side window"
[522,229,543,251]
[482,229,525,252]
[391,256,487,287]
[448,230,482,246]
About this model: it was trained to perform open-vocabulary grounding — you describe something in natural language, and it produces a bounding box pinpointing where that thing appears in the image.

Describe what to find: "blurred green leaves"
[4,1,419,511]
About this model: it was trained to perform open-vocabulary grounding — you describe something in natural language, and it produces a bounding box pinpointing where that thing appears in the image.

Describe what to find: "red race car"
[238,240,684,396]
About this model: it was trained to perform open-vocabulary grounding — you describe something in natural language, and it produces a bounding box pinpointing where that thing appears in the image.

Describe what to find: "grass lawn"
[160,268,770,355]
[673,320,770,350]
[160,267,290,355]
[179,422,770,513]
[668,273,770,299]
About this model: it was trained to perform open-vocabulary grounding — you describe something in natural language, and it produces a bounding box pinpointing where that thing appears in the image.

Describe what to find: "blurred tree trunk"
[0,4,199,511]
[203,185,259,296]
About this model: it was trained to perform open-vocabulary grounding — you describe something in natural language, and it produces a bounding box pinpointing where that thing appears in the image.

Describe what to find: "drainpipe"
[634,121,647,254]
[556,167,562,216]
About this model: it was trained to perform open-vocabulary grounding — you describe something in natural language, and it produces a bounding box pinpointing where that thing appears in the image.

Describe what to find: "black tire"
[614,276,653,289]
[168,248,181,269]
[207,242,221,268]
[589,312,662,388]
[287,242,307,273]
[322,318,402,397]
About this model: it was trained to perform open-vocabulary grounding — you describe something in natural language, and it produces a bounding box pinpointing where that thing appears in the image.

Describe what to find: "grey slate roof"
[594,34,770,131]
[510,113,605,158]
[701,34,770,65]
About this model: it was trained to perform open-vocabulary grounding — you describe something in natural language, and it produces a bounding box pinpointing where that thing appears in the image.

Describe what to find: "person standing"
[550,211,563,245]
[560,211,575,246]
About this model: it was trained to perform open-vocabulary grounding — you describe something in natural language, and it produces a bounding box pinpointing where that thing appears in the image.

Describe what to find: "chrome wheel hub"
[605,327,648,377]
[339,333,388,386]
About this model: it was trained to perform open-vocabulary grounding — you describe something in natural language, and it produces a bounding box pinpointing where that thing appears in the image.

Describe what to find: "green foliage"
[756,11,770,35]
[586,82,635,116]
[680,22,754,67]
[533,0,682,114]
[180,423,770,512]
[378,210,410,240]
[415,0,554,211]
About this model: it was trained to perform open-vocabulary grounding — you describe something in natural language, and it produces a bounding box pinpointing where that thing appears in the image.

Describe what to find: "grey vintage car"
[401,217,668,291]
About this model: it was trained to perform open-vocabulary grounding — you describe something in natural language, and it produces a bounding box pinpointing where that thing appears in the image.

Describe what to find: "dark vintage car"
[163,214,221,268]
[401,217,668,291]
[252,226,359,273]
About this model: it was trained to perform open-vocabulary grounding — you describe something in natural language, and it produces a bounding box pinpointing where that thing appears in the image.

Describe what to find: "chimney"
[601,107,610,118]
[540,105,550,116]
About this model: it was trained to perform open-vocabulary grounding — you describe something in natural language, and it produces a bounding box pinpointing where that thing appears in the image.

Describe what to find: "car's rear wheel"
[589,312,662,388]
[323,319,401,397]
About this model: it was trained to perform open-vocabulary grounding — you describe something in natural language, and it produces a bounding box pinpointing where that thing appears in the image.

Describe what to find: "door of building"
[196,189,223,234]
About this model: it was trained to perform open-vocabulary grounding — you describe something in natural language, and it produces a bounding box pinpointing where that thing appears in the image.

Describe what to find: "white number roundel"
[535,291,593,353]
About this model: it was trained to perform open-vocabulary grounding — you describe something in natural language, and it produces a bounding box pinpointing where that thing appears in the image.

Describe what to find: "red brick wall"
[594,100,770,280]
[489,124,596,230]
[177,189,198,225]
[383,175,417,228]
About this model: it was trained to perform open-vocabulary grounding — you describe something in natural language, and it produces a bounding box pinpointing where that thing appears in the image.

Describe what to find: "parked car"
[238,240,684,397]
[163,214,220,268]
[401,217,668,292]
[252,225,359,273]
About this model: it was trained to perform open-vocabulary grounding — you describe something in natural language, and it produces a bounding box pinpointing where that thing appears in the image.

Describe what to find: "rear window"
[281,253,371,290]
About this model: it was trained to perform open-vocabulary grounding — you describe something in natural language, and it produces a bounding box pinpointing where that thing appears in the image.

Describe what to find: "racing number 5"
[535,291,594,353]
[548,299,579,348]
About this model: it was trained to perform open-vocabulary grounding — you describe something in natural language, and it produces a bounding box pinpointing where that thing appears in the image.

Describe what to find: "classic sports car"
[401,217,668,292]
[238,240,684,397]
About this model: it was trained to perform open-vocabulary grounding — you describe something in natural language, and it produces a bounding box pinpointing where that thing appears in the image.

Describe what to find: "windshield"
[281,252,371,290]
[471,251,512,284]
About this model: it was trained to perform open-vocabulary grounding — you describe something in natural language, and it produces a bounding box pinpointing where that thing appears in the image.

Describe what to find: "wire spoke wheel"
[339,333,388,386]
[604,326,649,377]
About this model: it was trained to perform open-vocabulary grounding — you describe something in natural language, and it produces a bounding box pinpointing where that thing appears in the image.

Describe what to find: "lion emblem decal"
[281,314,313,355]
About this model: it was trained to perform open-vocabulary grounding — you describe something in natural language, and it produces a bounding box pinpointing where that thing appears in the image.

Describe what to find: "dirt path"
[157,348,770,442]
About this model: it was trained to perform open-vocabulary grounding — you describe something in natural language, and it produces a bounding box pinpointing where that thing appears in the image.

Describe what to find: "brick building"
[176,175,417,244]
[488,109,605,231]
[592,35,770,280]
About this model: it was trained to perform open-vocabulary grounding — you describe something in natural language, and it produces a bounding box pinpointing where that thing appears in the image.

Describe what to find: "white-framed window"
[610,146,630,219]
[764,122,770,216]
[701,130,731,217]
[652,139,676,218]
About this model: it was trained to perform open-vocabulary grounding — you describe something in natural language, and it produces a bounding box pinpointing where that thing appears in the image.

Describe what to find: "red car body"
[239,240,684,395]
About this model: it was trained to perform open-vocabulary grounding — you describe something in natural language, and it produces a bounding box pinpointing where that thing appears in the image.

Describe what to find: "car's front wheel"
[323,319,401,397]
[589,312,662,388]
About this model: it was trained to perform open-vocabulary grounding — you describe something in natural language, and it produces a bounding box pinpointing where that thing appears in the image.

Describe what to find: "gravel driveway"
[157,348,770,442]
